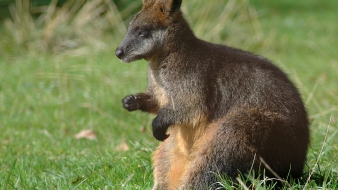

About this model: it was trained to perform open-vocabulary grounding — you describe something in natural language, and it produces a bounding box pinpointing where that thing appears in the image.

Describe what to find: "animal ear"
[162,0,182,15]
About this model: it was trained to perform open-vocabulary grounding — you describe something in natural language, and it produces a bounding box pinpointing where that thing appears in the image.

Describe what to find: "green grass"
[0,0,338,189]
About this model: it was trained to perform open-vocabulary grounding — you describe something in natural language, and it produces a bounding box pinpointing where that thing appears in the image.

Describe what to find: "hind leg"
[179,109,308,189]
[179,123,260,189]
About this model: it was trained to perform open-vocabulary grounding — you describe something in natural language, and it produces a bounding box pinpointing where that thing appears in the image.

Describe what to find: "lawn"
[0,0,337,189]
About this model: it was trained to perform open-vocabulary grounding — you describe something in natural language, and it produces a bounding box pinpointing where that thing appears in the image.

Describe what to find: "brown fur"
[116,0,309,189]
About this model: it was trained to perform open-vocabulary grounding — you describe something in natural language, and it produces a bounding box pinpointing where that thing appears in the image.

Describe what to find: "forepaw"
[152,116,170,141]
[122,95,139,111]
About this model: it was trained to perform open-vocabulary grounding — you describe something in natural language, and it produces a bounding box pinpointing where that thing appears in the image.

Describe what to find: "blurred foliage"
[1,0,127,55]
[0,0,140,21]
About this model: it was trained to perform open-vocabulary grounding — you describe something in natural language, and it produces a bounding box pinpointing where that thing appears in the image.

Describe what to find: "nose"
[115,48,124,59]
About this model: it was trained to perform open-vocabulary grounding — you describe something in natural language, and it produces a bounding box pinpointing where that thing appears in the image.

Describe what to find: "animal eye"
[139,30,150,38]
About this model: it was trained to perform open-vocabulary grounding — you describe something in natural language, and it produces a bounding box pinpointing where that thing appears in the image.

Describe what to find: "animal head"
[115,0,182,62]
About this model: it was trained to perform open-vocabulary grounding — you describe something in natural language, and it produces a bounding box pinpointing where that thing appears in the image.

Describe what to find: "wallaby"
[115,0,309,189]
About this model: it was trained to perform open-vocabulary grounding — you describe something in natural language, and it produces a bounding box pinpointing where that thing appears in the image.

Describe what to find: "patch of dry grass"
[3,0,126,55]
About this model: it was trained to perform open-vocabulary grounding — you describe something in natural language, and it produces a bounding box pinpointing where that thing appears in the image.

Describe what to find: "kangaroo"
[115,0,309,189]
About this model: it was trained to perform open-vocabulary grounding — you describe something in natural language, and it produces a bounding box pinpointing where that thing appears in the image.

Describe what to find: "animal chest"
[148,64,169,107]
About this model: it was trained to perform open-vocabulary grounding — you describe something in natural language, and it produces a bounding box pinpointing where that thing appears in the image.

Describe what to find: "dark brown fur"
[116,0,309,189]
